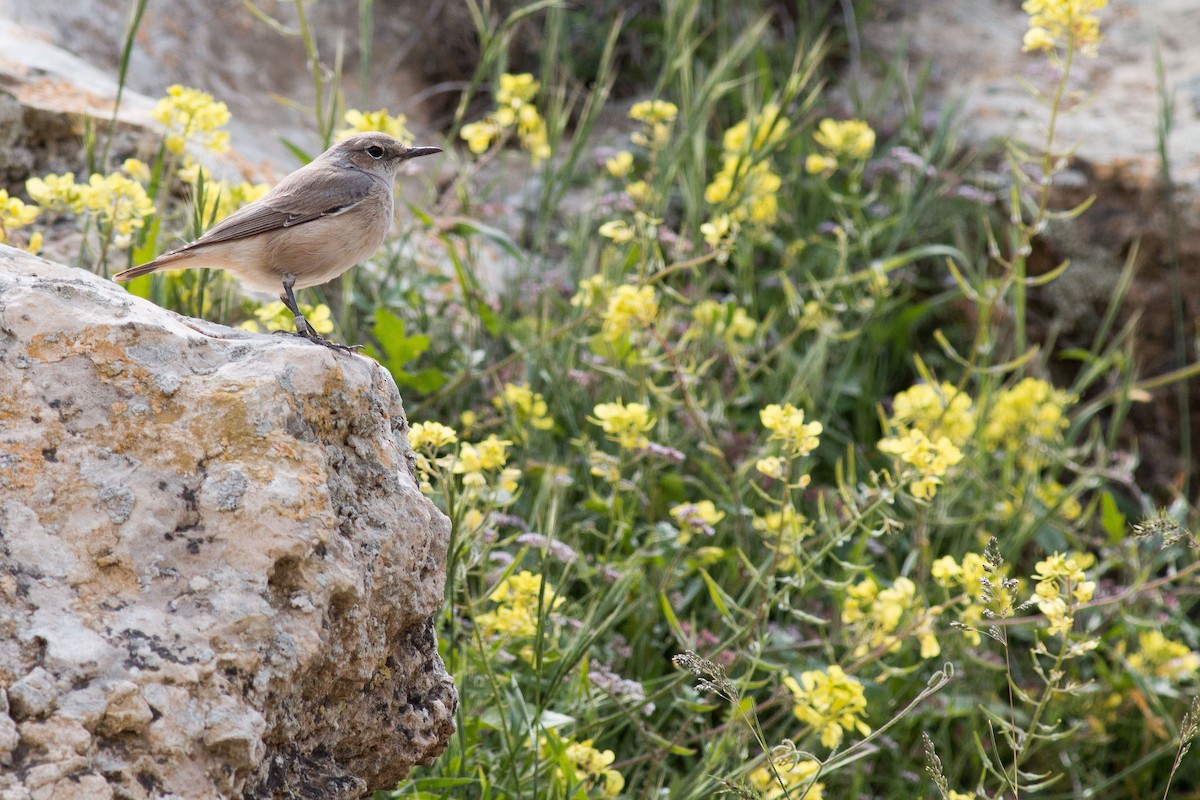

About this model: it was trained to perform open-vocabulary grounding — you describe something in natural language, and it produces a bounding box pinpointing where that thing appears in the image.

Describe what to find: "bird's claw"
[272,315,364,353]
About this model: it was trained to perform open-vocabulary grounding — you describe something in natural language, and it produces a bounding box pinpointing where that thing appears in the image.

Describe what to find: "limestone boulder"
[0,245,455,799]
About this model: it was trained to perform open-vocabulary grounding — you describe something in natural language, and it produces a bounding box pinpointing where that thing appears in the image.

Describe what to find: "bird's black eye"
[366,145,385,159]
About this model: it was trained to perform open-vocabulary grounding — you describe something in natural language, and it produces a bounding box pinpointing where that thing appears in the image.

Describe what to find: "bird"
[113,132,441,352]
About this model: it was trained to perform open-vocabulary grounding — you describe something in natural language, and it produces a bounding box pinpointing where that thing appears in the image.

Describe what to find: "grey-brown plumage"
[113,132,440,351]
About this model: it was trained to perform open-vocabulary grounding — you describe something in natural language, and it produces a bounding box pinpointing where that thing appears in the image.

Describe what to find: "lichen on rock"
[0,245,456,798]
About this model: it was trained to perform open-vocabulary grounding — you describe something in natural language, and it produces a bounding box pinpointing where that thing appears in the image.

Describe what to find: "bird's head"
[331,132,441,177]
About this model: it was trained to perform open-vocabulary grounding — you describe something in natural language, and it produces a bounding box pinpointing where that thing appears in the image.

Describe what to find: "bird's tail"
[112,250,194,283]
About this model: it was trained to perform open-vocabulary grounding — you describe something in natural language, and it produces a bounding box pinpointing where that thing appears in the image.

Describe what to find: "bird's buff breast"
[208,198,392,293]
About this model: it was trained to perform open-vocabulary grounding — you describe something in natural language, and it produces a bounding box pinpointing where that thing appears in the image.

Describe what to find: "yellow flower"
[753,506,812,571]
[624,180,651,205]
[669,501,725,544]
[601,284,659,341]
[704,156,783,225]
[813,118,875,160]
[26,172,84,214]
[80,173,155,245]
[455,435,512,475]
[152,84,231,154]
[590,400,655,450]
[1022,0,1107,56]
[540,732,625,798]
[0,189,40,245]
[598,219,635,244]
[460,119,502,154]
[1128,631,1200,682]
[889,382,977,445]
[748,753,824,800]
[497,73,540,106]
[755,456,785,479]
[121,158,152,183]
[239,301,335,335]
[409,421,459,450]
[570,274,608,309]
[337,108,414,143]
[722,103,790,154]
[1035,480,1082,521]
[982,377,1074,453]
[605,150,634,178]
[760,403,823,457]
[877,429,963,499]
[492,382,554,431]
[628,99,678,124]
[931,555,962,587]
[692,300,757,340]
[783,665,871,749]
[805,153,838,175]
[699,214,737,250]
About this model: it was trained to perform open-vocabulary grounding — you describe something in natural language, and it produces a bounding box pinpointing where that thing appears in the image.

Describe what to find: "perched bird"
[113,132,440,351]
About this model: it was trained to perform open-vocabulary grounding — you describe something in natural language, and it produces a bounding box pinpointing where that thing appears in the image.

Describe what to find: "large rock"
[0,246,455,798]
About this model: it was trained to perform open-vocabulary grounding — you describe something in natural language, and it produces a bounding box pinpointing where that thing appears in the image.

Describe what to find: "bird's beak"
[403,146,442,160]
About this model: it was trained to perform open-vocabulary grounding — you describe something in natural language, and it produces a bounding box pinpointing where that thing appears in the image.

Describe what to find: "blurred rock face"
[0,248,455,798]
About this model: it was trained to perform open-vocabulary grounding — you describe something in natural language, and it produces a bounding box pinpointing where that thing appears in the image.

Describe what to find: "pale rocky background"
[0,247,455,797]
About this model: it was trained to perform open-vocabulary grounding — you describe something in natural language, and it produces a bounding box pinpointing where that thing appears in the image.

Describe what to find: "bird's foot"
[277,315,364,353]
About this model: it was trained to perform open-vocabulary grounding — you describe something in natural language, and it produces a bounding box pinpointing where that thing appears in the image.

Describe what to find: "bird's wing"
[167,166,371,254]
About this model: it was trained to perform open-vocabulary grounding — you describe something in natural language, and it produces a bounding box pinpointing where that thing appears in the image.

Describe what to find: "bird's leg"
[277,273,363,353]
[279,273,313,337]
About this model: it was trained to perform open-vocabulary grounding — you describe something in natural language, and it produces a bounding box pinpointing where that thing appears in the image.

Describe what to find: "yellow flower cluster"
[475,570,564,639]
[877,428,963,500]
[0,189,40,252]
[597,219,634,244]
[842,576,940,660]
[590,400,655,450]
[28,164,155,248]
[492,382,554,435]
[753,506,812,571]
[747,753,824,800]
[605,150,634,178]
[1127,631,1200,683]
[541,731,625,798]
[460,73,550,164]
[237,301,334,335]
[152,84,231,154]
[783,665,871,749]
[805,118,875,175]
[703,103,788,228]
[409,421,459,450]
[669,500,725,544]
[454,435,521,499]
[890,381,976,446]
[982,377,1074,452]
[691,299,757,342]
[570,274,608,309]
[760,403,823,458]
[628,99,678,150]
[178,160,271,226]
[1022,0,1106,56]
[931,552,993,646]
[1030,551,1095,637]
[336,108,414,143]
[600,283,659,341]
[407,420,459,494]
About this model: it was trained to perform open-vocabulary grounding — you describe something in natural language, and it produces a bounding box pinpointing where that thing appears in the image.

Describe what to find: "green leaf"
[1100,490,1126,543]
[445,217,525,262]
[366,308,445,391]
